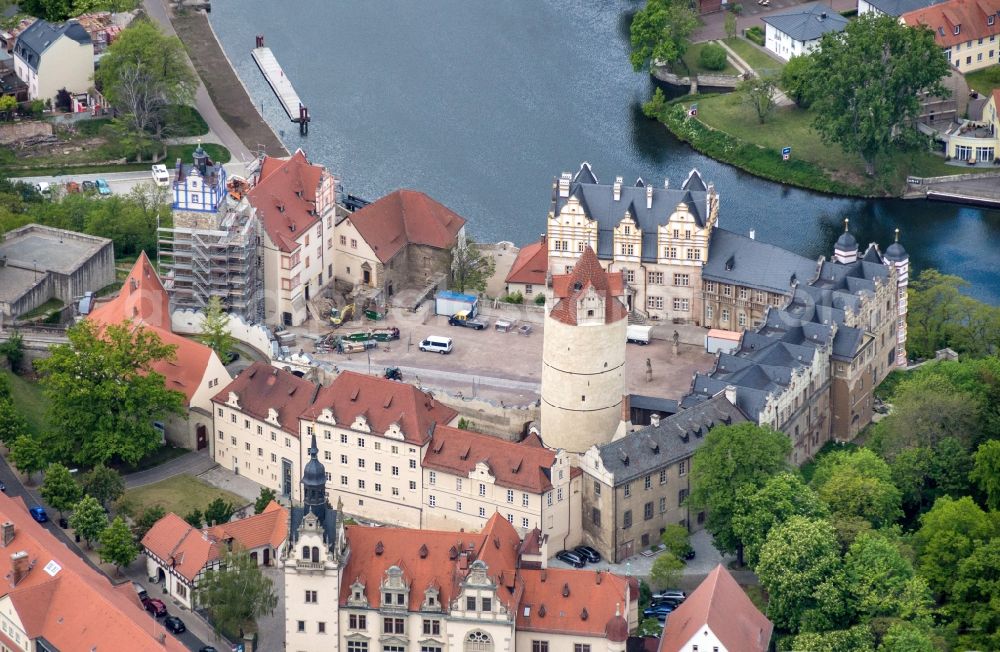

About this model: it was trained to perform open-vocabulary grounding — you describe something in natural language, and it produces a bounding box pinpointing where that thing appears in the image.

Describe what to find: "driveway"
[124,450,219,489]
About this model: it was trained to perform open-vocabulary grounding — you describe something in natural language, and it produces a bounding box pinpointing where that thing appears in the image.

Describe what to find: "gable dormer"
[470,461,495,482]
[351,414,372,433]
[422,584,442,611]
[384,422,405,441]
[226,391,240,408]
[316,407,336,425]
[576,285,606,325]
[348,578,368,607]
[613,211,640,260]
[380,565,410,611]
[266,407,281,427]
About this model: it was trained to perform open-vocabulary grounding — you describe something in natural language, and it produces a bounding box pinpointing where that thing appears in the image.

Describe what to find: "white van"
[419,335,453,354]
[151,164,170,187]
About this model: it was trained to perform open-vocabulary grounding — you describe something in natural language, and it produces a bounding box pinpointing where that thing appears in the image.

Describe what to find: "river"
[208,0,1000,303]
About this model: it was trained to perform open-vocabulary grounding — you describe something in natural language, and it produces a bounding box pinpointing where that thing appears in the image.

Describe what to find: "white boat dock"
[251,40,310,133]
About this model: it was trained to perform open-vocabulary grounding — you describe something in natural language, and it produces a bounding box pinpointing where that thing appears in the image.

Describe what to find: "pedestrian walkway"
[124,451,219,489]
[197,465,266,504]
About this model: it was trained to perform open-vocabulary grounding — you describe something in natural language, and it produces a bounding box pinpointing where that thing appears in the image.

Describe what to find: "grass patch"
[964,65,1000,96]
[163,104,209,137]
[164,143,231,165]
[72,118,114,137]
[123,474,246,517]
[723,37,785,76]
[1,368,46,436]
[111,445,191,475]
[683,42,739,76]
[0,143,230,178]
[18,298,64,321]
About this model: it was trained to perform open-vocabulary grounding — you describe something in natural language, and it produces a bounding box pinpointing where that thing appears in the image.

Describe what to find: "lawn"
[682,42,739,76]
[163,104,209,137]
[1,369,46,436]
[964,64,1000,96]
[724,37,785,76]
[123,474,245,517]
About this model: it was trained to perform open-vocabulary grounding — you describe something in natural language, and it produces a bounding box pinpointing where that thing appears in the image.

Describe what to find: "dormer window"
[989,15,995,25]
[954,25,960,34]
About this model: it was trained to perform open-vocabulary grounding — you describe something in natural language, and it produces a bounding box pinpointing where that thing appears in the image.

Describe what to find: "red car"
[142,595,167,617]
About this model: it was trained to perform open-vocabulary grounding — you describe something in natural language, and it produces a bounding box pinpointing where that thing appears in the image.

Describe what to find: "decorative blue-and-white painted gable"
[172,145,228,213]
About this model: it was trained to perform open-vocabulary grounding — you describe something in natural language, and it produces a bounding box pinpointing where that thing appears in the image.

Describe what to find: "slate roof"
[702,228,820,295]
[554,163,714,263]
[348,189,466,263]
[422,425,557,493]
[597,393,748,484]
[762,2,849,42]
[902,0,1000,47]
[14,19,90,72]
[628,394,679,415]
[863,0,947,16]
[659,565,772,652]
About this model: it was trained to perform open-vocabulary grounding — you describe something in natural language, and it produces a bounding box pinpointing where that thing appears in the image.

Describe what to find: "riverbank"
[169,8,288,159]
[643,89,996,198]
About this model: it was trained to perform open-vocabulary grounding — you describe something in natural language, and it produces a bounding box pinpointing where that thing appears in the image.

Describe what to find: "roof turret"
[883,228,908,262]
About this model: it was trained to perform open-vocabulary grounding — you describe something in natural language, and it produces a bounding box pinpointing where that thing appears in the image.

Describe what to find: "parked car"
[29,507,48,523]
[448,311,487,330]
[555,550,585,568]
[164,616,186,634]
[65,181,81,193]
[643,604,674,619]
[95,178,111,195]
[199,648,218,652]
[419,336,453,354]
[33,181,51,195]
[141,595,167,617]
[652,590,686,603]
[574,545,602,563]
[682,547,696,561]
[223,350,240,364]
[151,164,170,187]
[81,180,95,192]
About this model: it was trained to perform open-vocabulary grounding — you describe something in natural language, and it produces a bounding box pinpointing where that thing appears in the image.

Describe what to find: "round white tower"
[541,247,627,453]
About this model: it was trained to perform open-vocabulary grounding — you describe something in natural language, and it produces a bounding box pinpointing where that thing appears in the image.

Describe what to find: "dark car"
[574,545,602,563]
[164,616,186,634]
[199,648,218,652]
[555,550,585,568]
[141,595,167,617]
[81,180,95,192]
[224,350,240,365]
[644,604,674,618]
[29,507,48,523]
[682,547,696,561]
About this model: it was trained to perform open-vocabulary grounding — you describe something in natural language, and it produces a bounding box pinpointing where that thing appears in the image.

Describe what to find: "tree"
[204,497,235,526]
[949,538,1000,652]
[699,43,728,71]
[199,296,236,361]
[629,0,700,70]
[660,524,692,559]
[197,545,278,637]
[9,435,49,482]
[811,449,902,528]
[913,496,996,598]
[99,516,138,575]
[791,626,875,652]
[649,552,684,589]
[184,508,204,528]
[843,532,932,625]
[0,94,17,119]
[81,465,125,510]
[450,237,495,294]
[971,440,1000,509]
[906,270,973,359]
[878,372,980,456]
[133,505,166,541]
[780,55,816,107]
[0,331,24,372]
[35,320,185,466]
[40,463,82,519]
[731,472,828,567]
[688,423,791,563]
[806,14,950,176]
[878,623,936,652]
[0,396,28,447]
[756,516,842,632]
[737,76,777,124]
[254,487,277,514]
[69,495,108,549]
[724,12,738,39]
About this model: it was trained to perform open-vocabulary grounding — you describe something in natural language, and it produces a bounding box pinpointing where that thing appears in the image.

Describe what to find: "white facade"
[12,28,93,102]
[285,511,342,651]
[764,23,821,61]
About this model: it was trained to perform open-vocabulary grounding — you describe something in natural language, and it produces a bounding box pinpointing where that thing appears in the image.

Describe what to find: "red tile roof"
[658,565,772,652]
[348,189,466,263]
[141,503,289,583]
[549,246,627,326]
[303,370,458,445]
[213,361,321,435]
[422,425,556,493]
[901,0,1000,47]
[0,493,186,651]
[517,568,632,637]
[506,238,548,285]
[87,253,219,403]
[248,149,325,253]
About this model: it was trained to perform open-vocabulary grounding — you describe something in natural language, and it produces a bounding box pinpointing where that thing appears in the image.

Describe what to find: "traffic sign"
[781,147,791,156]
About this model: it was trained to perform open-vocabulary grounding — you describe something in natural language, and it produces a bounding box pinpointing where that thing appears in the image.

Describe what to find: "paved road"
[12,161,249,195]
[123,450,219,489]
[328,357,540,394]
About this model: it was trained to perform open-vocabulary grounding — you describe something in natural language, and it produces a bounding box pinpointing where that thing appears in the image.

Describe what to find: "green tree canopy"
[757,516,842,632]
[660,524,692,559]
[36,320,186,467]
[100,515,139,575]
[688,423,791,563]
[914,496,997,598]
[40,463,82,519]
[780,54,816,108]
[254,487,278,515]
[184,508,204,528]
[791,625,875,652]
[204,498,236,526]
[197,546,278,637]
[629,0,700,70]
[133,505,166,541]
[811,449,902,528]
[69,495,108,549]
[450,237,495,294]
[843,531,932,626]
[878,622,937,652]
[9,434,49,481]
[948,537,1000,651]
[805,14,950,176]
[738,76,777,124]
[970,440,1000,509]
[649,552,684,590]
[81,465,125,510]
[877,372,980,457]
[732,472,828,568]
[0,395,28,447]
[199,296,236,361]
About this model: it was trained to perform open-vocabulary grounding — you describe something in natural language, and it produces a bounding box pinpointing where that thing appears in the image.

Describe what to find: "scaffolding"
[158,190,264,323]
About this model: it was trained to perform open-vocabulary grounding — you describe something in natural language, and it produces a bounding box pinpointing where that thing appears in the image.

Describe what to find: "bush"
[534,293,546,305]
[699,44,729,71]
[502,291,524,304]
[746,26,765,46]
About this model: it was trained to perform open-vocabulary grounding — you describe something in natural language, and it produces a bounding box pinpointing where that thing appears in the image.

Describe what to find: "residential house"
[858,0,945,16]
[939,88,1000,162]
[248,149,339,326]
[421,427,580,545]
[658,565,772,652]
[12,18,93,103]
[88,252,231,452]
[141,501,288,609]
[579,392,748,562]
[901,0,1000,72]
[0,492,187,651]
[504,236,548,300]
[762,3,849,61]
[334,189,466,304]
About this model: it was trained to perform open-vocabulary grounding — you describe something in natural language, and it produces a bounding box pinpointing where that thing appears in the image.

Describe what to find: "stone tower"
[541,246,628,453]
[882,228,910,366]
[284,434,342,651]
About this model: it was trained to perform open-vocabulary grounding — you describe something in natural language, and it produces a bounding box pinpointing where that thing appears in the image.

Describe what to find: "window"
[622,243,635,256]
[522,493,529,507]
[623,510,632,529]
[644,502,654,520]
[429,495,436,507]
[592,507,601,526]
[624,482,632,497]
[659,469,667,484]
[664,246,677,258]
[348,643,368,652]
[989,14,995,25]
[351,238,358,249]
[341,475,348,486]
[738,287,749,300]
[522,517,530,528]
[482,597,492,611]
[383,617,405,634]
[644,474,652,490]
[679,460,687,475]
[594,481,602,495]
[465,630,493,652]
[686,248,701,260]
[358,479,365,489]
[466,596,476,611]
[479,483,487,496]
[341,433,349,444]
[557,488,564,501]
[456,501,462,511]
[547,491,553,506]
[647,271,663,285]
[660,496,667,513]
[375,462,382,472]
[673,273,689,286]
[423,619,441,635]
[706,305,713,320]
[409,481,417,490]
[672,228,680,238]
[679,488,689,503]
[358,437,365,448]
[392,466,400,476]
[392,487,400,496]
[341,454,348,464]
[507,489,514,503]
[575,645,592,652]
[624,268,636,283]
[479,507,487,517]
[532,642,549,652]
[673,298,690,312]
[305,590,318,603]
[340,235,347,246]
[721,308,730,322]
[722,285,732,297]
[409,459,417,469]
[525,284,533,295]
[297,621,305,633]
[647,296,663,310]
[507,513,514,524]
[245,443,251,452]
[738,312,747,328]
[705,281,716,293]
[428,471,437,485]
[271,453,277,462]
[375,483,382,493]
[456,478,463,491]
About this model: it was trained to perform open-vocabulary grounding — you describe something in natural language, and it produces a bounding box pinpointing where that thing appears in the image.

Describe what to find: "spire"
[302,433,327,524]
[834,217,858,264]
[309,433,318,459]
[844,218,850,233]
[894,227,900,242]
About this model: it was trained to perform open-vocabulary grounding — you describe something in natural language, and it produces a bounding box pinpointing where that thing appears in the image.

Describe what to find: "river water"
[209,0,1000,303]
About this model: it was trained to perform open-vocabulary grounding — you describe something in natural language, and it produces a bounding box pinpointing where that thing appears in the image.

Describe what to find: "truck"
[435,291,477,318]
[626,324,652,345]
[448,310,487,330]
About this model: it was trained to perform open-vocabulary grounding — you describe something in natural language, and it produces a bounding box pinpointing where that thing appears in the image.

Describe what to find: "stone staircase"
[628,311,648,325]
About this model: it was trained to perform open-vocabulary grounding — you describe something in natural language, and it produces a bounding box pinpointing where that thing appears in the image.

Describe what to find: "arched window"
[311,546,320,563]
[465,630,493,652]
[301,545,309,559]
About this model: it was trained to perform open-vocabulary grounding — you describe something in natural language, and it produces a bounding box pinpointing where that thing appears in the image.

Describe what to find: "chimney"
[10,551,29,586]
[558,173,571,198]
[820,11,827,18]
[0,522,13,547]
[749,229,755,240]
[650,413,661,428]
[724,385,737,406]
[613,176,623,201]
[664,178,669,189]
[646,184,653,209]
